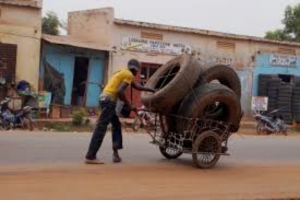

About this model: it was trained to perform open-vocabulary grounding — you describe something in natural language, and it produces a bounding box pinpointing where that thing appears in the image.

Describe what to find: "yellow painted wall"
[0,4,41,90]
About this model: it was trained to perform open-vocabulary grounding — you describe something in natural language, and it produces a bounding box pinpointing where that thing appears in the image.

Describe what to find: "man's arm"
[131,82,156,93]
[117,82,131,107]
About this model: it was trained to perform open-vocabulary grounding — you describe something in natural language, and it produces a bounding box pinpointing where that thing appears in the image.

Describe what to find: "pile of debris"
[141,53,243,134]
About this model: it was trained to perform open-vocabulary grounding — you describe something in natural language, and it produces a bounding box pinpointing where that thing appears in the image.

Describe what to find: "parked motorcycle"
[0,98,34,131]
[253,109,287,135]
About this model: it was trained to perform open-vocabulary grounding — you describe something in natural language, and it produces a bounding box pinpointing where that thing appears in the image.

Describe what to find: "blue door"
[86,58,105,106]
[45,54,75,105]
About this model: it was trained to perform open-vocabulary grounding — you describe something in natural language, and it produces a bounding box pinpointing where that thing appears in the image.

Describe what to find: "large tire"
[195,65,242,99]
[141,54,203,112]
[177,83,242,134]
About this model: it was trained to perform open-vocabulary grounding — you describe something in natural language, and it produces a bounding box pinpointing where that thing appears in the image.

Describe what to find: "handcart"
[135,109,235,169]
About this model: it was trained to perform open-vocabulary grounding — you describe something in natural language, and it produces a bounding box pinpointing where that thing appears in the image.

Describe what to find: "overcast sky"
[43,0,300,37]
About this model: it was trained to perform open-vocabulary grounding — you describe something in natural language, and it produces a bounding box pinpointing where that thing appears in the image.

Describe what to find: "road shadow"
[155,155,235,171]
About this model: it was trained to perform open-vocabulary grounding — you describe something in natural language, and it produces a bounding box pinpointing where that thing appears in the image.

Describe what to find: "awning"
[42,34,111,52]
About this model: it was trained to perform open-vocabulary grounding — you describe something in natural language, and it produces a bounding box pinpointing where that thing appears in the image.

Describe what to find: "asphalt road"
[1,130,300,166]
[1,131,300,200]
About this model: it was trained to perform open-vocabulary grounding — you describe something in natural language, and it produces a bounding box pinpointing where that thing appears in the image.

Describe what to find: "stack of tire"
[292,77,300,124]
[277,83,293,124]
[258,74,273,96]
[267,77,281,112]
[141,54,243,135]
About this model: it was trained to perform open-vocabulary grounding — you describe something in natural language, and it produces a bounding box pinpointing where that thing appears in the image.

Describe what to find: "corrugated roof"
[114,18,300,48]
[0,0,42,8]
[42,34,110,52]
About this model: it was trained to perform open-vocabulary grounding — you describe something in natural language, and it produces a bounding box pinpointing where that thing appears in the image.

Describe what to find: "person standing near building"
[85,59,155,164]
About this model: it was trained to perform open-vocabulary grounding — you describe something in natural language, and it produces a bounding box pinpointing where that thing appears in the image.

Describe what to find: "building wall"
[67,8,300,115]
[253,52,300,96]
[68,8,113,50]
[0,4,41,90]
[41,43,106,106]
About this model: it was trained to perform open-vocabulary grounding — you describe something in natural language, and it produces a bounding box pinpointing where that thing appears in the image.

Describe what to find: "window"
[217,41,236,53]
[278,48,296,55]
[141,32,163,40]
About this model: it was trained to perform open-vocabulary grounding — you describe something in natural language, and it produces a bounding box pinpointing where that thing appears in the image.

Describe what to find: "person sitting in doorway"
[85,59,155,164]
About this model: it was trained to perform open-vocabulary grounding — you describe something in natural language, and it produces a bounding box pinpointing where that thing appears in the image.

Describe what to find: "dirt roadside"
[1,163,300,200]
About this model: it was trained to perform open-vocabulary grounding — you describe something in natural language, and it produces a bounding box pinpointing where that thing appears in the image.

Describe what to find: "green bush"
[72,108,86,126]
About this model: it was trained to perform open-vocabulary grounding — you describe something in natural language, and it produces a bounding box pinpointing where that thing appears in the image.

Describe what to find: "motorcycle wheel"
[23,117,33,131]
[256,123,266,135]
[282,129,288,136]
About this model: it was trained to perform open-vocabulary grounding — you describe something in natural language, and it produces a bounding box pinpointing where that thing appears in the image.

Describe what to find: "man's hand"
[132,82,156,93]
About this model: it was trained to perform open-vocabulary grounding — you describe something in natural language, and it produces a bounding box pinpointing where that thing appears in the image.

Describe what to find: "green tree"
[42,11,61,35]
[265,29,293,41]
[264,4,300,42]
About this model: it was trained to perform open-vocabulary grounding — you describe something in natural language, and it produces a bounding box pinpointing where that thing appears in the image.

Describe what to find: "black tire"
[177,83,242,133]
[159,146,183,160]
[259,74,274,79]
[192,131,221,169]
[277,98,292,102]
[141,54,203,112]
[256,122,267,135]
[292,104,300,108]
[195,65,242,99]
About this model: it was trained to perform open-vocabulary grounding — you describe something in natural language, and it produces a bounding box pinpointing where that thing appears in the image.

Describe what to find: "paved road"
[1,131,300,166]
[1,131,300,200]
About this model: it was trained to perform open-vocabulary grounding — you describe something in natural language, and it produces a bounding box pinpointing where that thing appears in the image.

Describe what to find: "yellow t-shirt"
[102,69,134,99]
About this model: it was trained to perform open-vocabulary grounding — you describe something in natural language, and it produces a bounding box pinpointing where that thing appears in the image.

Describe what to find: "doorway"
[140,63,161,85]
[278,74,292,83]
[72,57,89,106]
[0,43,17,100]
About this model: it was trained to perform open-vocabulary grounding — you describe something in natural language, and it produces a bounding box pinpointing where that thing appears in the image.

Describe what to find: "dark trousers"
[85,99,123,160]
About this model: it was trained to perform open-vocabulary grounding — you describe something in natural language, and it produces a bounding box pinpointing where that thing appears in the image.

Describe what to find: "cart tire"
[195,65,242,99]
[192,130,221,169]
[159,146,183,160]
[141,54,203,112]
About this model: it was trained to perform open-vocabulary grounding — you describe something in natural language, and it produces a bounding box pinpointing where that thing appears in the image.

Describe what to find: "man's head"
[127,59,140,76]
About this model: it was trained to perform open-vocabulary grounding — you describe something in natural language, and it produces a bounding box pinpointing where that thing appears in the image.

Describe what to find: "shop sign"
[251,96,268,111]
[215,57,233,66]
[121,37,192,55]
[269,54,297,67]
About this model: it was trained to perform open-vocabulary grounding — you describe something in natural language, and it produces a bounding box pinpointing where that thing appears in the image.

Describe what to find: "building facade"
[67,7,300,116]
[40,34,108,108]
[0,0,42,95]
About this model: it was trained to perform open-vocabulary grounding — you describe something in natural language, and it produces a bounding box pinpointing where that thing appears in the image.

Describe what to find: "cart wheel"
[159,146,183,160]
[192,130,221,169]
